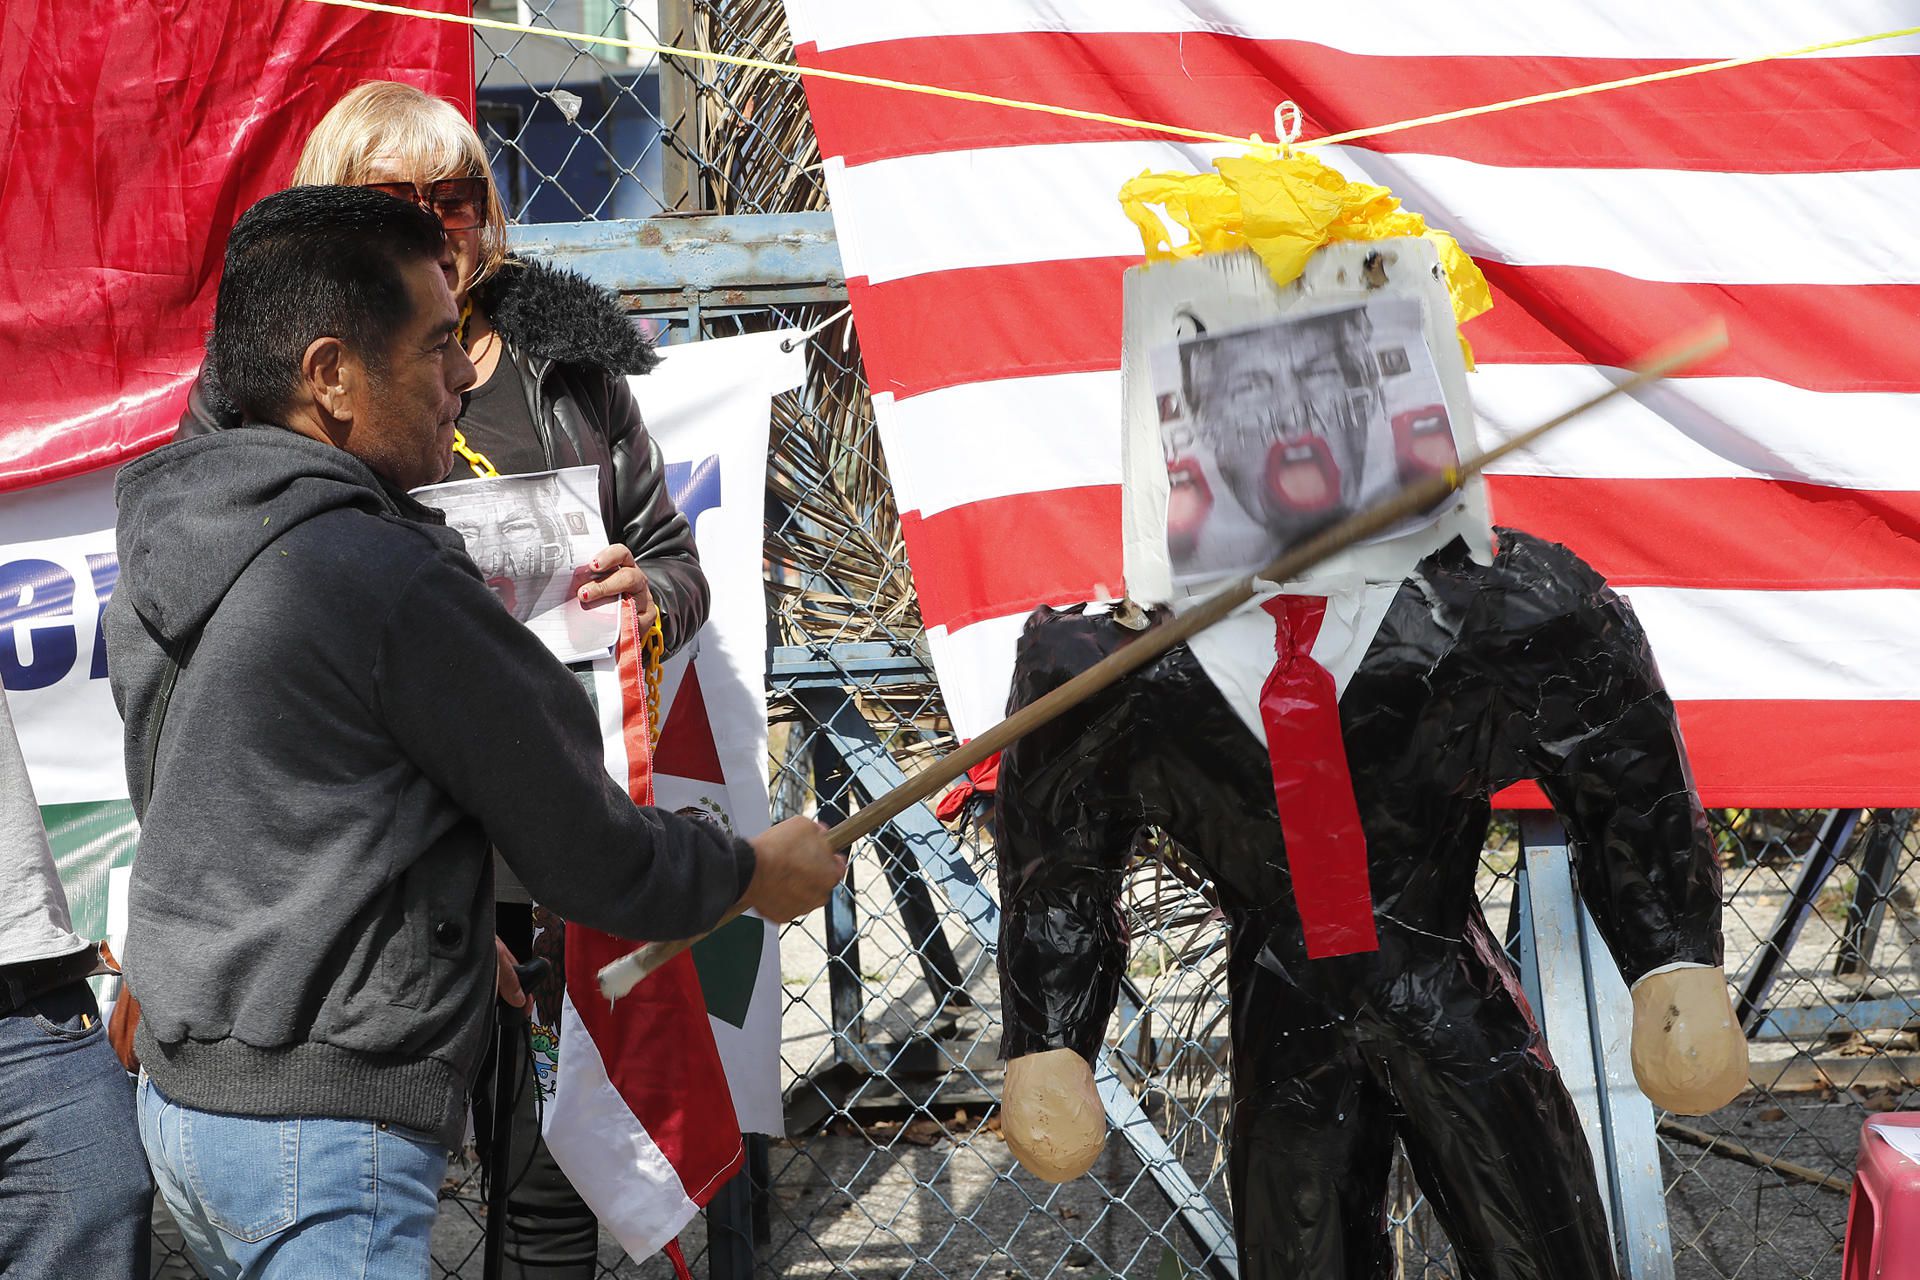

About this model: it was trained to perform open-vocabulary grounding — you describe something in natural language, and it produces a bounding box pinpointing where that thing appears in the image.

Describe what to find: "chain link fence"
[148,6,1912,1277]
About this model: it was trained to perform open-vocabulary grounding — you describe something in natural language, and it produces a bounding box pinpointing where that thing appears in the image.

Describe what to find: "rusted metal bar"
[506,212,844,311]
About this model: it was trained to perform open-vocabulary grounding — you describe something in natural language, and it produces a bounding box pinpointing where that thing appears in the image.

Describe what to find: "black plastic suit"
[995,530,1722,1280]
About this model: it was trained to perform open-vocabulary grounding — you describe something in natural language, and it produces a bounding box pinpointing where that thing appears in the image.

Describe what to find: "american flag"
[783,0,1920,806]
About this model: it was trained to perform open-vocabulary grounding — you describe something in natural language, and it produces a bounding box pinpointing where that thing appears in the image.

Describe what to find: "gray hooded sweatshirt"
[106,426,754,1145]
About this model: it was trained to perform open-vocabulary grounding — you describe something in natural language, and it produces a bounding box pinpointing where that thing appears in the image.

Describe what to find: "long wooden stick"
[1656,1118,1851,1196]
[597,321,1728,1002]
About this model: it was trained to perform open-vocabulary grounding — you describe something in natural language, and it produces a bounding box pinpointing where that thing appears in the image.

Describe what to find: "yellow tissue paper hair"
[1119,150,1493,366]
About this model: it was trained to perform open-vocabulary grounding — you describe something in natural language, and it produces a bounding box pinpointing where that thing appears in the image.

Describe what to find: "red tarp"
[0,0,473,493]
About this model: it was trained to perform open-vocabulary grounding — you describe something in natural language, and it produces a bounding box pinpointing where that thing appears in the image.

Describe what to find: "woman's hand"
[576,544,657,630]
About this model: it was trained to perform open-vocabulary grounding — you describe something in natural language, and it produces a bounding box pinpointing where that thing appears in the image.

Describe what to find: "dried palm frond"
[669,1,942,750]
[670,13,1242,1075]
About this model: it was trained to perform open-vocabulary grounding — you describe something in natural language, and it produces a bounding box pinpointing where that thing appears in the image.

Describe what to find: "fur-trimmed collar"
[474,255,659,377]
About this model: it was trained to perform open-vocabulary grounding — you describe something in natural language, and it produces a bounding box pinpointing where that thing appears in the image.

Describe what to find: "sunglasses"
[364,177,489,232]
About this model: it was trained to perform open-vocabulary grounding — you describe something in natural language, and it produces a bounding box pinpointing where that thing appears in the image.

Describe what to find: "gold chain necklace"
[450,300,500,479]
[640,613,665,746]
[449,297,665,739]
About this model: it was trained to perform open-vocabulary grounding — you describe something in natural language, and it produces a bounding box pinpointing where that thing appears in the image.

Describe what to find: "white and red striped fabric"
[783,1,1920,806]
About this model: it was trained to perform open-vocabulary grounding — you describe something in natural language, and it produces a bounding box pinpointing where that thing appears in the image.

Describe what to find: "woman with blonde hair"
[183,79,705,648]
[176,79,705,1278]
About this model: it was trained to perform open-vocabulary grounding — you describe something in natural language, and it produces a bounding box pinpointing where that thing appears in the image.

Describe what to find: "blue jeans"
[137,1075,450,1279]
[0,978,152,1280]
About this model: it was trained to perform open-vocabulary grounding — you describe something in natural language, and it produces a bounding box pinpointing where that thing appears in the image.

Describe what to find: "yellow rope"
[1311,32,1920,148]
[306,0,1918,153]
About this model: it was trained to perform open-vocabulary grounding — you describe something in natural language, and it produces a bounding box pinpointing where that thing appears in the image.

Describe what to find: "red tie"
[1259,596,1380,959]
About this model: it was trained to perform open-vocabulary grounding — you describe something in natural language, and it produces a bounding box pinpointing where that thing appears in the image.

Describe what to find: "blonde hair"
[291,81,510,288]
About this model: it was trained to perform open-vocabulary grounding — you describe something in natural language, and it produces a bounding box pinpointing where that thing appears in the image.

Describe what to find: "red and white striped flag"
[783,1,1920,806]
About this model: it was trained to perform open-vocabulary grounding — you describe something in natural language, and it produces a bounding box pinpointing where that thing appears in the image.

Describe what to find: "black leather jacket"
[175,257,710,653]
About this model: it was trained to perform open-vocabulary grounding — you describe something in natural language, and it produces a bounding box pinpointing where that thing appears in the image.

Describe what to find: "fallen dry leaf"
[901,1118,945,1146]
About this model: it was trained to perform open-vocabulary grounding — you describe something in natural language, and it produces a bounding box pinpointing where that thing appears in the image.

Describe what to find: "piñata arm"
[1492,530,1721,984]
[996,609,1145,1062]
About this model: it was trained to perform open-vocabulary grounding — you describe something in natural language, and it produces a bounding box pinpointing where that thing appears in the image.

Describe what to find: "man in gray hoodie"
[106,185,842,1279]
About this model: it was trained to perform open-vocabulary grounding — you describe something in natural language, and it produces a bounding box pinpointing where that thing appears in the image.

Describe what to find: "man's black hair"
[208,185,447,422]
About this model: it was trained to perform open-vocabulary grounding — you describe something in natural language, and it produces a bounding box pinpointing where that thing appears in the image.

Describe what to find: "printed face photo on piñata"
[1154,295,1458,583]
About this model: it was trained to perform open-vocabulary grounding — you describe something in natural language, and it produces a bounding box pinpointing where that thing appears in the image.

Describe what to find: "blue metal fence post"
[1736,810,1859,1033]
[810,732,866,1062]
[873,826,972,1013]
[1837,810,1910,978]
[1515,811,1674,1280]
[704,1161,755,1280]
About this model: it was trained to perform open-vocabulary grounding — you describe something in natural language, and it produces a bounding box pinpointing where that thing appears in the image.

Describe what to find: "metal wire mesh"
[472,0,826,223]
[718,804,1918,1280]
[152,805,1917,1278]
[148,7,1909,1277]
[1654,808,1919,1280]
[473,0,675,222]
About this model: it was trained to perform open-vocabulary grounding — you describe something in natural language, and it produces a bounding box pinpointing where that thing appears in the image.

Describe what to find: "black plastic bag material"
[995,529,1721,1280]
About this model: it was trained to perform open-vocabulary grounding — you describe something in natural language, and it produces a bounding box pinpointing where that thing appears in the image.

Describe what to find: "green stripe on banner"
[41,799,139,945]
[691,916,764,1029]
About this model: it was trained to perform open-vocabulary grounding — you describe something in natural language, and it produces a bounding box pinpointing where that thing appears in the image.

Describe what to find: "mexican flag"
[542,331,804,1260]
[634,332,802,1140]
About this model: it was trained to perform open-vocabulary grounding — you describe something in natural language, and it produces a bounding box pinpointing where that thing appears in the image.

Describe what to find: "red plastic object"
[1165,456,1213,559]
[1391,403,1458,483]
[1256,595,1379,959]
[1843,1113,1920,1278]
